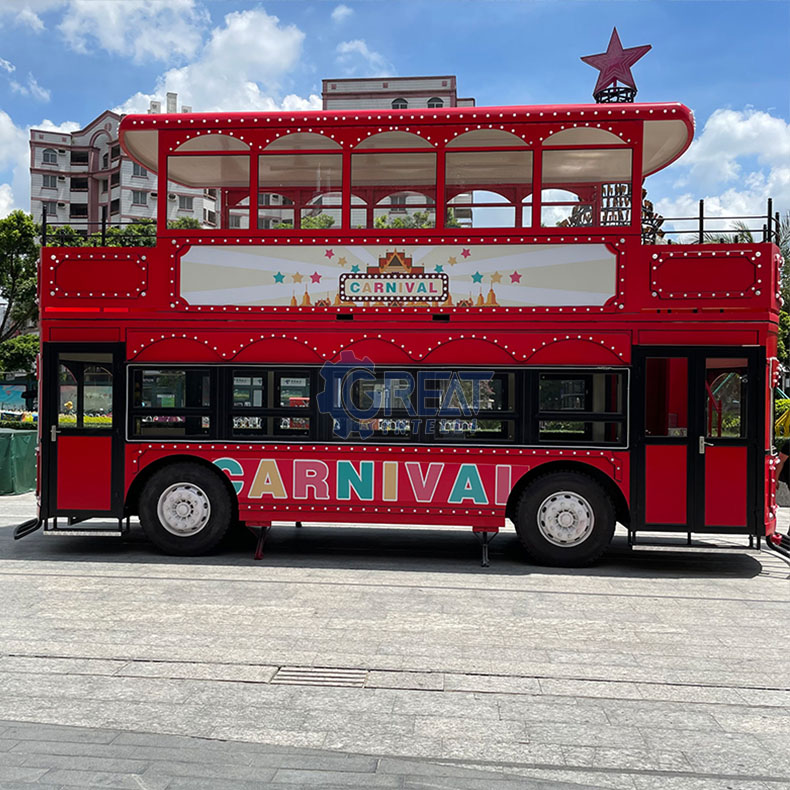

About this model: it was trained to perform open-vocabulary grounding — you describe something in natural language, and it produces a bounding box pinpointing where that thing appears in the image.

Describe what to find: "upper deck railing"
[40,198,781,248]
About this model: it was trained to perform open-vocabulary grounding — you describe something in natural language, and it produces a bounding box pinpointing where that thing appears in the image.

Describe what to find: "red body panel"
[56,436,112,511]
[127,444,630,527]
[644,445,687,525]
[704,446,748,527]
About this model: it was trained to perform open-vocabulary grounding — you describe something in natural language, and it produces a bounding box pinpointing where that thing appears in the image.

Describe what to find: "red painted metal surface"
[705,446,748,527]
[645,445,687,525]
[56,436,112,511]
[33,103,781,539]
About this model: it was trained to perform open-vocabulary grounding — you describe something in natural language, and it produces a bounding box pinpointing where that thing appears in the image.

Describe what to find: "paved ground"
[0,491,789,789]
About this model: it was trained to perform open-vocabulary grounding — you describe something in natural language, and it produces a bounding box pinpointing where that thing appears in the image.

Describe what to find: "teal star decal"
[350,264,360,273]
[273,271,285,283]
[434,264,444,273]
[471,271,483,283]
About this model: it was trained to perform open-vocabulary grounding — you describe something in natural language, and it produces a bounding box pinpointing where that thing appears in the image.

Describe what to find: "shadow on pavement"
[0,520,766,580]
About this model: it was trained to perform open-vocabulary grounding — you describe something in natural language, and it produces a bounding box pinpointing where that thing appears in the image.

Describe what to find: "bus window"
[705,358,748,439]
[541,148,632,228]
[645,358,688,437]
[352,150,436,229]
[445,150,533,228]
[167,154,250,231]
[258,153,342,229]
[130,368,212,438]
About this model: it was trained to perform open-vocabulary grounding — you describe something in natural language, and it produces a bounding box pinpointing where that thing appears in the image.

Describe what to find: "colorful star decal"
[461,248,471,259]
[310,271,322,283]
[490,271,502,284]
[273,271,285,283]
[338,257,347,267]
[447,256,457,266]
[324,249,334,259]
[350,264,360,273]
[510,271,522,284]
[581,28,651,94]
[292,272,303,283]
[471,271,483,283]
[434,264,444,273]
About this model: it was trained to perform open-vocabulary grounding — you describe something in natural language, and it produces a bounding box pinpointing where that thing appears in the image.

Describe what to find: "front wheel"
[139,463,232,555]
[515,472,615,567]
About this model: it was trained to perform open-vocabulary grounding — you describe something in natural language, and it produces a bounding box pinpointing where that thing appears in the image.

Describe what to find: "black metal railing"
[653,198,780,245]
[41,206,156,247]
[42,198,782,248]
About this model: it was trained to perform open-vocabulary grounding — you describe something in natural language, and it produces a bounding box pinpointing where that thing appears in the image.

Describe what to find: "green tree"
[0,211,39,343]
[273,214,336,229]
[0,332,37,373]
[168,217,203,230]
[373,209,461,229]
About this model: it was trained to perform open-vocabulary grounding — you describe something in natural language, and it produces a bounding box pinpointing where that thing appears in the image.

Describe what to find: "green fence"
[0,428,37,495]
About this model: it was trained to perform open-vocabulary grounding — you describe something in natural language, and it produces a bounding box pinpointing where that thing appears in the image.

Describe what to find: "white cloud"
[331,4,353,23]
[0,0,63,31]
[336,39,392,76]
[114,8,321,114]
[0,58,15,74]
[59,0,208,64]
[34,118,81,134]
[656,108,790,235]
[10,73,51,102]
[677,108,790,188]
[0,184,14,218]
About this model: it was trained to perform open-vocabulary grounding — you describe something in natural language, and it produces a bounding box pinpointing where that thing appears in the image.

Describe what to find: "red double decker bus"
[15,100,783,566]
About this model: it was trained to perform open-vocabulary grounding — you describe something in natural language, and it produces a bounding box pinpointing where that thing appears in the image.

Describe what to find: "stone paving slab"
[1,494,790,789]
[0,719,595,789]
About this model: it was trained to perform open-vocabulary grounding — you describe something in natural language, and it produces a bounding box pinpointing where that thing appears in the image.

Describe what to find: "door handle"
[698,436,714,455]
[50,425,60,443]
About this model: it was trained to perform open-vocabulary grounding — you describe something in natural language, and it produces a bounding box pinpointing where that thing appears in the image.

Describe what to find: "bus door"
[633,348,762,534]
[42,344,125,518]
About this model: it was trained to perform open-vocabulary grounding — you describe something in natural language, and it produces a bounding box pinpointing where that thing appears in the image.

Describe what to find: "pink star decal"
[310,271,322,284]
[324,249,334,259]
[461,248,471,259]
[581,28,651,94]
[510,271,522,284]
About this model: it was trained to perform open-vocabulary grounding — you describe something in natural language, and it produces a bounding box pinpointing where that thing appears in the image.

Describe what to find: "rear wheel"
[515,472,615,567]
[139,463,232,555]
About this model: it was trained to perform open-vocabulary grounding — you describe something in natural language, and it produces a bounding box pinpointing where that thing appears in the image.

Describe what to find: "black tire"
[139,463,233,556]
[515,472,615,567]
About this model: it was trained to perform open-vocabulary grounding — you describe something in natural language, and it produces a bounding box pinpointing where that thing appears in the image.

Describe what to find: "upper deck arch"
[120,103,693,234]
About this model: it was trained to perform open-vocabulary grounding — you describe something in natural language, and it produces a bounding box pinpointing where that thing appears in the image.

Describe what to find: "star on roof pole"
[581,27,651,103]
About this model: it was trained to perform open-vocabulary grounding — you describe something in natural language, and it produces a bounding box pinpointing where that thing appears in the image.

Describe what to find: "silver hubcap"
[157,483,211,537]
[537,490,594,547]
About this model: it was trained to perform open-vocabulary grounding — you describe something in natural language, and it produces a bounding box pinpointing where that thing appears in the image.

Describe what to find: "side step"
[628,531,761,551]
[42,516,129,538]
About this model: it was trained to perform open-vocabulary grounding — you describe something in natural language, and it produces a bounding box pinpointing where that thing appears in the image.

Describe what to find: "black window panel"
[228,369,315,440]
[132,368,210,409]
[538,420,623,445]
[129,367,214,440]
[133,415,211,438]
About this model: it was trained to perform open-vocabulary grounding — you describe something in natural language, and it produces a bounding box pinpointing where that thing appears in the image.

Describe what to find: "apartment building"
[322,75,475,111]
[29,93,217,231]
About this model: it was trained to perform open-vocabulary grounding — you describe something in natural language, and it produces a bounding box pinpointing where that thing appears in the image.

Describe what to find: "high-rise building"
[322,75,475,111]
[29,93,216,233]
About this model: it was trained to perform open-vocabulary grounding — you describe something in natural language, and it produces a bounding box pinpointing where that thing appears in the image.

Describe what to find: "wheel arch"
[125,454,240,520]
[505,460,629,527]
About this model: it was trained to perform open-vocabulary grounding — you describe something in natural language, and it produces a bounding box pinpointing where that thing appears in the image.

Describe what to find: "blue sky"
[1,0,788,225]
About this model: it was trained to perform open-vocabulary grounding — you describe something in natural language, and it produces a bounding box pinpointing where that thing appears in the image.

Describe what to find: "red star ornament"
[581,28,651,94]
